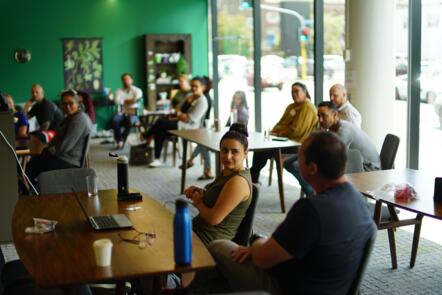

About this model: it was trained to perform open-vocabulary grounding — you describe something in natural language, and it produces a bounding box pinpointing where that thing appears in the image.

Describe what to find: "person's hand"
[184,186,203,199]
[231,246,252,263]
[191,189,204,206]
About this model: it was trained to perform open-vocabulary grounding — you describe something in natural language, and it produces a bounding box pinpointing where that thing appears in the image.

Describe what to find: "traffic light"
[241,0,252,9]
[299,27,310,42]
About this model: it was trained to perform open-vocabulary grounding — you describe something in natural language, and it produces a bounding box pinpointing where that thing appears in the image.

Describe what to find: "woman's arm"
[17,125,28,138]
[193,176,250,226]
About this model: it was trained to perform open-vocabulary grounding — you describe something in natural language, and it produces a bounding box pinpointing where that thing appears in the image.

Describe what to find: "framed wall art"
[62,37,103,93]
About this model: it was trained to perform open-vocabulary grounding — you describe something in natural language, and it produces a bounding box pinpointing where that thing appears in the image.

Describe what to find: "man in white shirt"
[329,84,362,128]
[112,73,143,149]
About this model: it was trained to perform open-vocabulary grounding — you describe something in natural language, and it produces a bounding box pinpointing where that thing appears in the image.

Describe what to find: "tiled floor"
[4,138,442,294]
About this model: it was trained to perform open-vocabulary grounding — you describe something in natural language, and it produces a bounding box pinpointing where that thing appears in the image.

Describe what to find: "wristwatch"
[249,233,266,245]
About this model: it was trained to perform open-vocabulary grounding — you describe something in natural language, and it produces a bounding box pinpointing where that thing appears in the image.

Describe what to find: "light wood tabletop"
[12,189,215,291]
[346,168,441,269]
[347,168,442,219]
[170,128,300,213]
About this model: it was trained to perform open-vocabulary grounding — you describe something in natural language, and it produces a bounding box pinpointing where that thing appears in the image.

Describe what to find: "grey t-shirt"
[47,111,92,167]
[337,120,380,170]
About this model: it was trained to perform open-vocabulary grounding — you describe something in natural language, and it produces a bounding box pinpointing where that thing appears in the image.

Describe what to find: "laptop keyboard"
[93,216,119,229]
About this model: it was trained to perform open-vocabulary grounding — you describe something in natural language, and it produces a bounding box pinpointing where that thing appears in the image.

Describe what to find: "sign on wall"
[62,37,103,93]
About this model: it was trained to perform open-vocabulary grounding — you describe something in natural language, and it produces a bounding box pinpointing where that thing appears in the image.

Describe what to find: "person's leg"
[120,114,132,145]
[202,147,211,172]
[283,154,314,196]
[152,119,178,160]
[112,114,124,143]
[26,156,77,186]
[250,151,273,183]
[208,240,280,294]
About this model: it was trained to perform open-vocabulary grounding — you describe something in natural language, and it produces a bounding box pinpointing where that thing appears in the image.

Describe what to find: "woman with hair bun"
[184,123,252,246]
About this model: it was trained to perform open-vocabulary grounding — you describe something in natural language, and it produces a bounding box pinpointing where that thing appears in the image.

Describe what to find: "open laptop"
[72,189,133,230]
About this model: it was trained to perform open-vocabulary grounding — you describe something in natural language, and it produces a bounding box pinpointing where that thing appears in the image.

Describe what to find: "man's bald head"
[31,84,45,102]
[329,84,347,107]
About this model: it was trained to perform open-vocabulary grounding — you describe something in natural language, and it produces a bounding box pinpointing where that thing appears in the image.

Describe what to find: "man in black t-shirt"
[209,131,376,295]
[25,84,63,132]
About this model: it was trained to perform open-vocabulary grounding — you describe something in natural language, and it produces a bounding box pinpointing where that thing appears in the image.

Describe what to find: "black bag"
[129,144,153,165]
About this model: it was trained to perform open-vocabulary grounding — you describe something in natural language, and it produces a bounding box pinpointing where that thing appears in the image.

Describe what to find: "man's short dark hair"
[121,73,132,80]
[318,101,338,112]
[304,131,347,179]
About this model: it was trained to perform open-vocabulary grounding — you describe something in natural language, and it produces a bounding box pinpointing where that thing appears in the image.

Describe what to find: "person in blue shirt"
[5,93,29,138]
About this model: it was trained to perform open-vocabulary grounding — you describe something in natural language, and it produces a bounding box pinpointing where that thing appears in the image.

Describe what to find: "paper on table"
[366,183,418,201]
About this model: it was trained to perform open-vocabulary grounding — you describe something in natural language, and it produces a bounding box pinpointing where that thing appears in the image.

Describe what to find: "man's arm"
[251,237,293,268]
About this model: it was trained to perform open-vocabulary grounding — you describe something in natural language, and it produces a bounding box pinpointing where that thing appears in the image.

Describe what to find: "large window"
[419,0,442,174]
[259,0,314,131]
[214,0,255,130]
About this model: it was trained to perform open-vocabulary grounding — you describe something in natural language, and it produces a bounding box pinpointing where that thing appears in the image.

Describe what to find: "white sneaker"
[149,159,162,168]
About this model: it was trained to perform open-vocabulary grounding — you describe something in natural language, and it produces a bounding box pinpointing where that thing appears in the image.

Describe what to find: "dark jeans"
[250,146,298,183]
[26,155,77,186]
[112,113,139,143]
[144,118,178,159]
[283,154,314,196]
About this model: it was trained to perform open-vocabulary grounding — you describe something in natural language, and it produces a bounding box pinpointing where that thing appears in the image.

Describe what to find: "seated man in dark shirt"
[24,84,64,152]
[208,131,376,295]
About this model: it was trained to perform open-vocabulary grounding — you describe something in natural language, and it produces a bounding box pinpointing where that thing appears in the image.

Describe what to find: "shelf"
[144,34,192,111]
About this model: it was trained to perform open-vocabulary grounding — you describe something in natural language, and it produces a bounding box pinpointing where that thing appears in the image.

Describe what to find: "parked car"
[283,55,344,78]
[218,54,248,79]
[247,55,284,90]
[395,71,441,103]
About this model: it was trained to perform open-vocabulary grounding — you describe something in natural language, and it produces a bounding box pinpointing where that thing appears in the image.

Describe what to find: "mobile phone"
[434,177,442,202]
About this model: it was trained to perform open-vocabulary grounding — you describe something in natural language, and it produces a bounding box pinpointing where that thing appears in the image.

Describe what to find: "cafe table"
[346,168,441,268]
[12,189,215,294]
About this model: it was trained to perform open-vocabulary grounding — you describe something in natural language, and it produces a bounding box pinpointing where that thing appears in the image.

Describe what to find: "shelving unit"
[144,34,192,110]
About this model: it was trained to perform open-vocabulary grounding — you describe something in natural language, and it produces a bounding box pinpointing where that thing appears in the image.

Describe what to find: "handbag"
[129,143,153,165]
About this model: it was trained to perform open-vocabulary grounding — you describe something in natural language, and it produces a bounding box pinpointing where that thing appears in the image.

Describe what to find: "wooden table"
[12,189,215,294]
[346,168,440,268]
[170,128,300,213]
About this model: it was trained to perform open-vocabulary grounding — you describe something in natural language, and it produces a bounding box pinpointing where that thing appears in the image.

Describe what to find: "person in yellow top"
[250,82,318,183]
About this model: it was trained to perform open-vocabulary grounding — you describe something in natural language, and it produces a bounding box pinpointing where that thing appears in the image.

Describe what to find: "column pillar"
[345,0,395,147]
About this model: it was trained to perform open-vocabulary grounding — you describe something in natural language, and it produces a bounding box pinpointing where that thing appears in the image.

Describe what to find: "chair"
[38,168,96,195]
[371,134,423,269]
[380,133,400,170]
[346,225,377,295]
[79,134,91,168]
[232,184,259,246]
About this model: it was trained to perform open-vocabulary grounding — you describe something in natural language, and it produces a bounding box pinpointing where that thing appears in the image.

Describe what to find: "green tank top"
[193,169,252,247]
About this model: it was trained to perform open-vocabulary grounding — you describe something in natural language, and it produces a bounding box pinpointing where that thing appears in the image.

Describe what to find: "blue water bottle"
[174,199,192,265]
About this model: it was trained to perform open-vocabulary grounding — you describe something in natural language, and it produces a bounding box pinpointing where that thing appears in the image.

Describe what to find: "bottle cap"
[117,155,128,163]
[176,199,189,209]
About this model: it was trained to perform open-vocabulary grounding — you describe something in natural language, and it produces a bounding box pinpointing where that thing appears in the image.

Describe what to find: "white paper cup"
[93,239,113,267]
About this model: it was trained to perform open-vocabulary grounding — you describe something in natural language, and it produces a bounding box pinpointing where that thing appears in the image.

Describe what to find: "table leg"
[215,151,221,176]
[273,149,286,213]
[410,213,424,268]
[180,139,188,194]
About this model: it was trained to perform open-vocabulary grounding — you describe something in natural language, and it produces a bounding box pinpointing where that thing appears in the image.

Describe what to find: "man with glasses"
[26,90,93,186]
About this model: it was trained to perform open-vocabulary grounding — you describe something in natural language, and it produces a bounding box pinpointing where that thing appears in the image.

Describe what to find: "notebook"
[72,189,133,230]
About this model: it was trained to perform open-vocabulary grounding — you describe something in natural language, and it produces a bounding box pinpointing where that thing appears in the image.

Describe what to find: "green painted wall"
[0,0,208,105]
